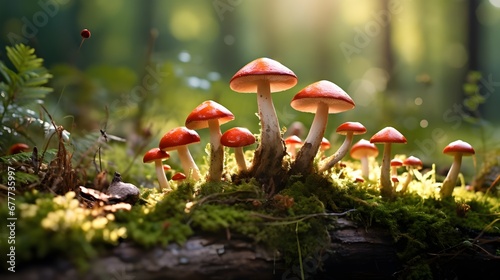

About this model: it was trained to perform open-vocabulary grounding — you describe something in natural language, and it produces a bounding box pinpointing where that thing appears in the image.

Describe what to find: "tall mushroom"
[143,148,171,191]
[370,127,407,199]
[230,58,297,185]
[159,127,201,181]
[185,100,234,182]
[440,140,475,199]
[349,139,379,179]
[400,156,423,194]
[220,127,256,172]
[319,122,366,172]
[290,80,355,175]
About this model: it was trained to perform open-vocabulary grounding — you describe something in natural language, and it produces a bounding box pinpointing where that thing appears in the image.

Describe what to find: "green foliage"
[0,44,53,149]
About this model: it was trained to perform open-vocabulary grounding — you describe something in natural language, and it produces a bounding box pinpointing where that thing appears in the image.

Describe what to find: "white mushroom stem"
[257,80,281,151]
[287,145,297,159]
[249,80,286,180]
[154,160,170,191]
[208,119,223,182]
[318,132,354,172]
[234,147,247,172]
[400,168,413,194]
[380,143,393,198]
[293,102,328,172]
[360,157,370,178]
[177,145,201,181]
[440,154,462,198]
[304,102,328,149]
[391,166,398,177]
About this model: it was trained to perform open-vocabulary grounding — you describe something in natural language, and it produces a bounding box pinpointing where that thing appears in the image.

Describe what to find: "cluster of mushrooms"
[142,58,475,199]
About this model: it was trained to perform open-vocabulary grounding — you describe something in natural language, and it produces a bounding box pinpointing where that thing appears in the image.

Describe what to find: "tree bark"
[4,218,499,280]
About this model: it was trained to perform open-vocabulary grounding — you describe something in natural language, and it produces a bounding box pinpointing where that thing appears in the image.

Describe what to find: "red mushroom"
[440,140,475,199]
[400,156,423,194]
[290,80,355,174]
[230,58,297,182]
[8,143,30,155]
[220,127,256,172]
[186,100,234,182]
[320,137,331,152]
[172,172,187,183]
[319,122,366,172]
[143,148,171,191]
[349,139,379,179]
[390,158,403,178]
[284,135,302,159]
[159,127,201,181]
[370,127,407,198]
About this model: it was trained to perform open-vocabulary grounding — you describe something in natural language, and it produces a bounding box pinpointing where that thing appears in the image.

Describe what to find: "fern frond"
[0,44,54,149]
[1,44,53,107]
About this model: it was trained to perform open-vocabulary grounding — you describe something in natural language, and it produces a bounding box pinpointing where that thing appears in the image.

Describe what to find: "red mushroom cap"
[284,135,302,146]
[350,139,379,159]
[370,127,407,144]
[290,80,355,114]
[443,140,475,156]
[336,122,367,135]
[229,57,297,93]
[163,164,171,172]
[185,100,235,130]
[220,127,256,147]
[8,143,30,155]
[80,29,91,39]
[143,148,170,163]
[390,158,404,167]
[320,137,331,151]
[403,156,423,169]
[172,172,187,181]
[159,127,201,151]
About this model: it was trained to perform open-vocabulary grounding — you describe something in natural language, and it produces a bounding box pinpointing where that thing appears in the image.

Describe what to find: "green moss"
[1,164,499,276]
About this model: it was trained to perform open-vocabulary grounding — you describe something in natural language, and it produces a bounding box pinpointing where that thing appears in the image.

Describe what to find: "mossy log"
[3,218,499,280]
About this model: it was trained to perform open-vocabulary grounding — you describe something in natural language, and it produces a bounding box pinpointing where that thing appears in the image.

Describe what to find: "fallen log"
[3,218,499,280]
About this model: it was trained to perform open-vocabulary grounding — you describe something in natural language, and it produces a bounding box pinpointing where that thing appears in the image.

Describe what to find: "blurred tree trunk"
[380,0,393,76]
[467,0,480,71]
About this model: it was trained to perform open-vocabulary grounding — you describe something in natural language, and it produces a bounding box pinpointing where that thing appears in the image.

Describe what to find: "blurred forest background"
[1,0,499,175]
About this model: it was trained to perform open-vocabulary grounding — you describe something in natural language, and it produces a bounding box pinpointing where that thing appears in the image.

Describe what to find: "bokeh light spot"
[178,51,191,63]
[414,97,423,106]
[420,119,429,128]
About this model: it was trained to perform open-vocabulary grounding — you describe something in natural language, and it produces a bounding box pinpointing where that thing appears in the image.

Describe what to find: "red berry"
[80,29,91,39]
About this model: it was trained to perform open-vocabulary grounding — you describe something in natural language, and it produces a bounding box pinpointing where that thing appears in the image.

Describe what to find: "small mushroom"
[320,137,331,152]
[143,148,171,191]
[284,135,302,159]
[186,100,234,182]
[440,140,475,199]
[220,127,256,172]
[400,156,423,194]
[349,139,379,179]
[319,122,366,172]
[290,80,355,174]
[370,127,407,198]
[390,158,403,178]
[172,172,187,184]
[8,143,30,155]
[159,127,201,181]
